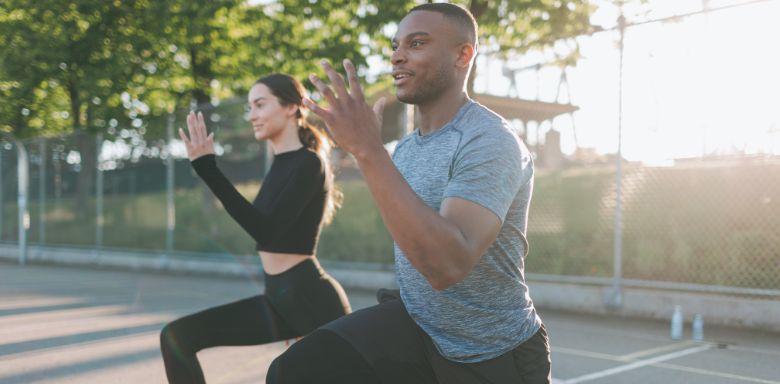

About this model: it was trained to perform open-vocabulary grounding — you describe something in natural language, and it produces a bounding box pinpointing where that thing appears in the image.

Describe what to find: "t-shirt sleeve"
[442,127,532,222]
[190,153,323,245]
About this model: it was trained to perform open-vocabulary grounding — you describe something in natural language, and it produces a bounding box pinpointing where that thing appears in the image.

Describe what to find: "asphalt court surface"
[1,262,778,383]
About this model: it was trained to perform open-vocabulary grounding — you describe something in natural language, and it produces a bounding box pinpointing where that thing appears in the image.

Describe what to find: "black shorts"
[322,289,551,384]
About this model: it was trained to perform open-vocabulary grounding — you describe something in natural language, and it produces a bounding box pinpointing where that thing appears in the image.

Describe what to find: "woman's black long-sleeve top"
[190,147,328,254]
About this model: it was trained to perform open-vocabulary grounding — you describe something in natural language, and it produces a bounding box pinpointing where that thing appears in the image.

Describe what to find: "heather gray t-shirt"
[392,99,540,363]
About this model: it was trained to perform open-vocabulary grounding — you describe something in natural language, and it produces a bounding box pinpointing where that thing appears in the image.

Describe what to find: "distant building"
[329,90,580,172]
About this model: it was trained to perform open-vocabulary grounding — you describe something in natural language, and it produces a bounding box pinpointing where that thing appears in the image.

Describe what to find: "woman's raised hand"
[179,111,216,161]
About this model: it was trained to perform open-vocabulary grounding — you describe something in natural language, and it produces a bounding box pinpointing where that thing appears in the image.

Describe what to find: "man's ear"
[455,43,476,69]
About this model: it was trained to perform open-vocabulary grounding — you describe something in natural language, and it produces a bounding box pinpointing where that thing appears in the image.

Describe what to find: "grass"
[527,161,780,289]
[0,178,393,263]
[2,160,779,289]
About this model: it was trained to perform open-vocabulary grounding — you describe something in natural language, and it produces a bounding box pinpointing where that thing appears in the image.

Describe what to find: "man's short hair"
[408,3,478,46]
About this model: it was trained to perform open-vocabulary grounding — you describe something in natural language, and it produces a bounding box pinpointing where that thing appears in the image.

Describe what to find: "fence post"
[0,145,4,241]
[39,138,47,244]
[16,139,30,265]
[95,133,104,254]
[607,13,627,309]
[165,114,176,257]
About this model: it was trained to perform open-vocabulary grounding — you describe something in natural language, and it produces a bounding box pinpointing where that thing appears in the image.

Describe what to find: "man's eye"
[391,44,398,51]
[410,40,422,48]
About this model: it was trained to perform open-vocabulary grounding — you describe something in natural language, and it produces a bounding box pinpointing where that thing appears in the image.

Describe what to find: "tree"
[0,0,162,217]
[1,0,617,215]
[455,0,597,93]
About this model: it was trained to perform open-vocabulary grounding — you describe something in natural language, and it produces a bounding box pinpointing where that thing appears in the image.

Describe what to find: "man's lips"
[392,70,413,86]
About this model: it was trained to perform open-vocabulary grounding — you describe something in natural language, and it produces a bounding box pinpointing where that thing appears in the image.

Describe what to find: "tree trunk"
[189,45,219,237]
[68,80,95,220]
[189,46,212,107]
[12,108,26,137]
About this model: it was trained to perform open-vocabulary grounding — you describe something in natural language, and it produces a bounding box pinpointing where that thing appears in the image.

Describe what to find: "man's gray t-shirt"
[392,99,540,363]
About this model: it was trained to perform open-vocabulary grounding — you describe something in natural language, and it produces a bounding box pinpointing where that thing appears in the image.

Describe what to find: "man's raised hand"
[303,59,386,159]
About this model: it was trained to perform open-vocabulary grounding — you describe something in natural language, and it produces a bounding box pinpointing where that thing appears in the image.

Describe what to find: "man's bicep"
[440,197,502,261]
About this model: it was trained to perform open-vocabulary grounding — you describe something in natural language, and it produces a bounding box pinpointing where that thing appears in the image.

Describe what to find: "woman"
[160,74,351,384]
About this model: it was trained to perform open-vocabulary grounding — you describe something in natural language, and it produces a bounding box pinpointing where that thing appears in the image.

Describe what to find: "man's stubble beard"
[397,63,453,105]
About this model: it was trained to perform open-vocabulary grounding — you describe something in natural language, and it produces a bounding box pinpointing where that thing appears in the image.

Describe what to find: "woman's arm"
[191,154,322,245]
[179,111,323,245]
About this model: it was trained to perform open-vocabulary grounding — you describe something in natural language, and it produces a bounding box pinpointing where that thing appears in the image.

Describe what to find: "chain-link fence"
[522,0,780,297]
[2,1,778,299]
[0,98,394,266]
[4,117,778,296]
[526,159,780,293]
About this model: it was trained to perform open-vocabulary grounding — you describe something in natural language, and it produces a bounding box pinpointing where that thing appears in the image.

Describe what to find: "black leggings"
[159,258,351,384]
[267,290,551,384]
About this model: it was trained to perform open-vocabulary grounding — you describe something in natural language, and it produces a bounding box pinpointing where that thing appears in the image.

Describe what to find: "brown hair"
[255,73,343,225]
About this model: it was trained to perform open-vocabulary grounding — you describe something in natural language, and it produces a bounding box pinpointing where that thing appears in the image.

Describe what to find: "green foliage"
[1,0,605,139]
[319,179,394,263]
[464,0,596,60]
[0,0,160,137]
[526,166,616,277]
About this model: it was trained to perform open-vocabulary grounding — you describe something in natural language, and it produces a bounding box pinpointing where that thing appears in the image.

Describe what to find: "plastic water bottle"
[692,314,704,341]
[671,305,683,340]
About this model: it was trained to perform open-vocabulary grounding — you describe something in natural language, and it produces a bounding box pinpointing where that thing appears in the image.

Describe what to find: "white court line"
[552,346,620,361]
[617,340,697,361]
[560,344,711,384]
[654,362,780,384]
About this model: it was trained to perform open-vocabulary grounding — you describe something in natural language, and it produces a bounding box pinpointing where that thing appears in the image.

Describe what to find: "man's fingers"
[302,98,332,124]
[344,59,365,101]
[309,74,339,108]
[373,97,386,125]
[321,60,349,101]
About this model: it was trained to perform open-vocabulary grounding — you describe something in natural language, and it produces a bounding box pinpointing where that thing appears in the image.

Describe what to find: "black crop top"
[190,147,327,254]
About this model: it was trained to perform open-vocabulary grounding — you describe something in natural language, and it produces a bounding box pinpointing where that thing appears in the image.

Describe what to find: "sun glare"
[477,0,780,164]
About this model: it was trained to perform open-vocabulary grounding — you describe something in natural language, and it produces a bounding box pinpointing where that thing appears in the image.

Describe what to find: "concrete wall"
[2,243,777,332]
[529,281,780,332]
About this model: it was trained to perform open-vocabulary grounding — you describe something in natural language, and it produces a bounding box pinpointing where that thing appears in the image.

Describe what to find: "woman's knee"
[160,319,190,352]
[159,323,176,350]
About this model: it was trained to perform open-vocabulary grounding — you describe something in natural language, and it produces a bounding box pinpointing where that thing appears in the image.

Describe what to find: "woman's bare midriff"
[259,251,314,275]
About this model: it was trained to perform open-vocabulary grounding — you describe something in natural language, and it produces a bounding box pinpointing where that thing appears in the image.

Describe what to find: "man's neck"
[416,89,469,136]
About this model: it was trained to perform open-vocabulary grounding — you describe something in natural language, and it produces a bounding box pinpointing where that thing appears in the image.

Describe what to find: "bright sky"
[475,0,780,164]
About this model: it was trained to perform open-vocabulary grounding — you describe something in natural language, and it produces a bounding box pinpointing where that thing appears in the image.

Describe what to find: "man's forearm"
[354,149,473,290]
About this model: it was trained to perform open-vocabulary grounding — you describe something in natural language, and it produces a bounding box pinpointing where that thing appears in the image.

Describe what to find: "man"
[267,3,550,383]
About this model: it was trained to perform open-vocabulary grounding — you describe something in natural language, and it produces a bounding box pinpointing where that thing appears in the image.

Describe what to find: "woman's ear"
[286,104,300,118]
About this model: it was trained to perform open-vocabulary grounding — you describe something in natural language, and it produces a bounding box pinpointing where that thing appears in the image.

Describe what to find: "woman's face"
[247,83,298,141]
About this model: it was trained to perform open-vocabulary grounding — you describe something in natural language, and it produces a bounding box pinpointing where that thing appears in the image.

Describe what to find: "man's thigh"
[322,298,438,383]
[266,328,378,384]
[425,324,550,384]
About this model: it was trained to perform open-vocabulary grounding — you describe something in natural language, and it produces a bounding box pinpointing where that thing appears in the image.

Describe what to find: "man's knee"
[265,354,283,384]
[265,342,306,384]
[265,329,374,384]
